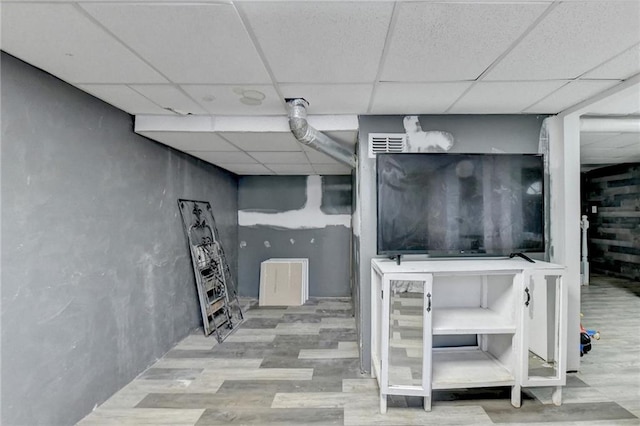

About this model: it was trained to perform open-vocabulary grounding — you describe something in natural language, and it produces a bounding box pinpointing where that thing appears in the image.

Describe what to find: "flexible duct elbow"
[287,98,356,169]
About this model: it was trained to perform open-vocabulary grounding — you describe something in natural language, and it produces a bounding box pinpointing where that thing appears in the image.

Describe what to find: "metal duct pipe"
[287,98,357,168]
[580,116,640,132]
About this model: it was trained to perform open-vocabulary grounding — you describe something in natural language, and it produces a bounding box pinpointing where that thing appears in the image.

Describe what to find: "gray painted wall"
[355,114,547,371]
[238,175,352,298]
[1,53,239,426]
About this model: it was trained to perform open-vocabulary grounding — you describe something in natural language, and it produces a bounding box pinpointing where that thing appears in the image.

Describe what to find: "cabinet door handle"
[524,287,531,307]
[426,293,432,312]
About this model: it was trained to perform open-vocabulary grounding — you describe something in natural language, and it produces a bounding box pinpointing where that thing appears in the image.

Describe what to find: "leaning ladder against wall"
[178,199,244,341]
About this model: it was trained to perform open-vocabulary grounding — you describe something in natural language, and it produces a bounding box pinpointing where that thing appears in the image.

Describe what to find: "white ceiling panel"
[219,164,274,175]
[525,80,620,113]
[305,150,341,165]
[582,149,639,161]
[249,151,309,164]
[486,1,640,81]
[583,44,640,80]
[280,84,373,114]
[382,2,548,82]
[0,3,167,84]
[181,85,284,115]
[322,131,359,147]
[586,90,640,115]
[130,85,207,115]
[221,132,302,152]
[312,164,352,175]
[268,164,316,175]
[580,132,621,146]
[450,81,566,113]
[599,132,640,148]
[80,3,270,84]
[580,156,619,164]
[240,2,393,83]
[187,151,258,164]
[78,85,167,114]
[371,82,472,114]
[140,131,239,151]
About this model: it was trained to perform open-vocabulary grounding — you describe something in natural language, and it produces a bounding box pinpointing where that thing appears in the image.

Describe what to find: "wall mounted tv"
[376,153,544,257]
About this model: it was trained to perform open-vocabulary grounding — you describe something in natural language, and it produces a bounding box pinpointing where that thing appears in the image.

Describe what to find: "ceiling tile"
[586,89,640,115]
[580,156,617,164]
[580,132,621,146]
[581,148,640,163]
[78,85,167,114]
[240,2,393,83]
[187,151,258,164]
[249,151,310,164]
[80,3,270,84]
[219,164,274,175]
[280,84,373,114]
[371,82,472,114]
[181,85,284,115]
[486,1,640,80]
[220,132,302,152]
[1,3,167,84]
[583,44,640,80]
[382,2,548,82]
[140,131,239,151]
[267,164,316,175]
[323,131,359,148]
[525,80,621,113]
[130,85,207,115]
[450,81,566,113]
[600,133,640,149]
[312,164,352,175]
[305,150,341,164]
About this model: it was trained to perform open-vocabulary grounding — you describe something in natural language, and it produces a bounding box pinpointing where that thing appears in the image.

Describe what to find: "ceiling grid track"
[445,1,562,113]
[233,2,316,171]
[366,1,402,114]
[73,3,172,86]
[3,0,636,173]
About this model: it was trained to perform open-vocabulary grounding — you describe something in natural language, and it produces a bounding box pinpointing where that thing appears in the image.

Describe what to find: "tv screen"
[376,153,544,256]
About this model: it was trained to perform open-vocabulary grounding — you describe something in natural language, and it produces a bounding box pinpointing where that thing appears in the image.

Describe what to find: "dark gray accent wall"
[238,175,307,212]
[238,175,352,298]
[1,53,238,426]
[355,114,547,372]
[582,163,640,281]
[321,176,353,215]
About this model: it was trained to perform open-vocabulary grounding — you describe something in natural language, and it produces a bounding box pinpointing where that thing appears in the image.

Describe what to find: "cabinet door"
[383,273,432,395]
[521,271,567,387]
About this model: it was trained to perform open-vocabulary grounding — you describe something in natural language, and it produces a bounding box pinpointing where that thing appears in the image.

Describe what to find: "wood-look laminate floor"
[78,274,639,425]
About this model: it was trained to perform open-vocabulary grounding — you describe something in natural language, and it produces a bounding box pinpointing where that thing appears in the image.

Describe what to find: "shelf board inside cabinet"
[432,308,516,335]
[432,348,515,389]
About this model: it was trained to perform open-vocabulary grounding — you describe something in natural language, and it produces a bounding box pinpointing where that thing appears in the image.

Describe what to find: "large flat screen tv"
[376,153,544,257]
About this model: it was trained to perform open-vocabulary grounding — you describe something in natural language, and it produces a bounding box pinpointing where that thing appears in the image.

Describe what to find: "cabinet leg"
[380,393,387,414]
[511,384,522,408]
[423,396,432,412]
[552,386,562,406]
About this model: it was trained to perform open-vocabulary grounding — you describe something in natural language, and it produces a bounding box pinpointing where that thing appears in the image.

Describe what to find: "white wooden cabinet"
[371,258,566,413]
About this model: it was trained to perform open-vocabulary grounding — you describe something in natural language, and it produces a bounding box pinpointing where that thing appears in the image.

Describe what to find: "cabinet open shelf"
[432,308,516,335]
[432,348,515,389]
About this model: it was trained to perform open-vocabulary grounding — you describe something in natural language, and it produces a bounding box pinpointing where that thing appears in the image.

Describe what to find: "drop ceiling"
[1,0,639,175]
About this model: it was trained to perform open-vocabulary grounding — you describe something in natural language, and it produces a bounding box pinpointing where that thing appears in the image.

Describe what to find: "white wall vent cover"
[368,133,407,158]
